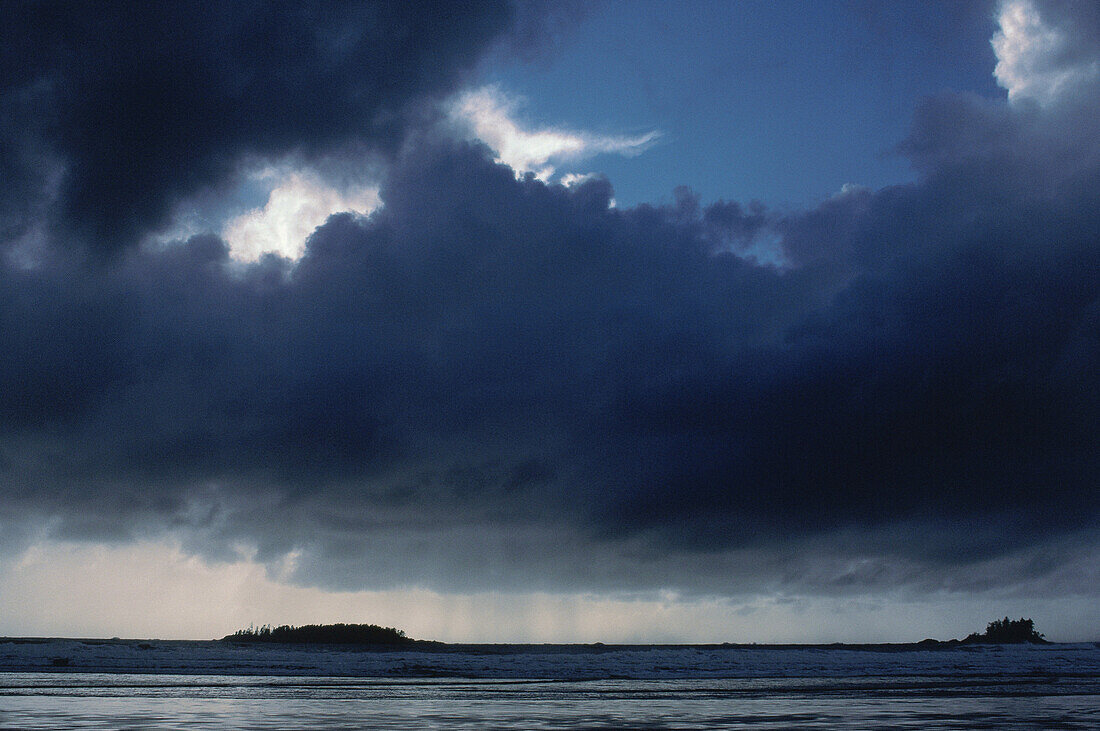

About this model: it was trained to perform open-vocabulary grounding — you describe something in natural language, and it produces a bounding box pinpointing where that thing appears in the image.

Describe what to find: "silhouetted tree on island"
[224,623,414,645]
[964,617,1047,644]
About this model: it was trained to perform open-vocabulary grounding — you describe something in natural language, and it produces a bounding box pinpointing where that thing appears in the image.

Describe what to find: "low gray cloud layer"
[0,1,1097,600]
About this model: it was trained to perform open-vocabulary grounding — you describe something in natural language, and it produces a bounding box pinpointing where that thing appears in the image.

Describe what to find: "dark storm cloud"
[1,1,1098,596]
[0,0,513,252]
[4,115,1099,592]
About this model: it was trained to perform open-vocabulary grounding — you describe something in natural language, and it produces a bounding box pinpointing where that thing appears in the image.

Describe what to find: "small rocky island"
[919,617,1049,647]
[963,617,1047,644]
[223,623,415,646]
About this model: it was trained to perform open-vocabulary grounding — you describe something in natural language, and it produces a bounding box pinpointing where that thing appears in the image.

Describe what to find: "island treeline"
[222,616,1049,647]
[964,617,1046,644]
[224,623,414,645]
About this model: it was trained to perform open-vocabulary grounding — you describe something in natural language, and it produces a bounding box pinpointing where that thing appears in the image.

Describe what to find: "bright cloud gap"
[187,85,657,264]
[223,171,380,262]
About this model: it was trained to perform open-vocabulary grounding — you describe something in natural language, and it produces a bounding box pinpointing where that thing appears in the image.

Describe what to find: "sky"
[0,0,1097,643]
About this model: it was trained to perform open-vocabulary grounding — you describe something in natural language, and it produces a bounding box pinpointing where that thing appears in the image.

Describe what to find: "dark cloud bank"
[0,0,514,252]
[1,1,1097,599]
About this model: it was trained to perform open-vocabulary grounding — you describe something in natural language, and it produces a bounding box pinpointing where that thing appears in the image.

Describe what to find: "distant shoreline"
[0,637,1081,652]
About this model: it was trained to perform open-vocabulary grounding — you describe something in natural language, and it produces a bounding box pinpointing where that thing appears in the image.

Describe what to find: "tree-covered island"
[963,617,1047,644]
[224,623,415,645]
[222,617,1051,648]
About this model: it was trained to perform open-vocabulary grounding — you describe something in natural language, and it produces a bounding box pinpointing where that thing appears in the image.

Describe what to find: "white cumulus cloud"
[992,0,1100,107]
[450,86,658,181]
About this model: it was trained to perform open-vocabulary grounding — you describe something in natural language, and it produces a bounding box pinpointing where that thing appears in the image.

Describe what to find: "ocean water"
[1,641,1098,729]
